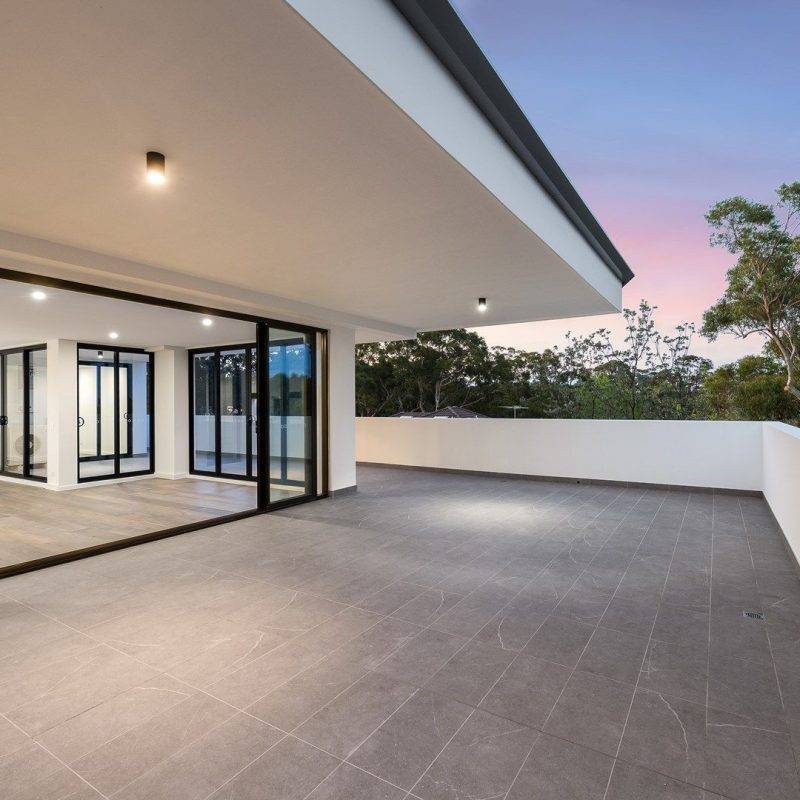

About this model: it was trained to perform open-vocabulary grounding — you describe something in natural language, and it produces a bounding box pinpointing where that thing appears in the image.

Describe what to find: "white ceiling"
[0,0,619,335]
[0,279,257,350]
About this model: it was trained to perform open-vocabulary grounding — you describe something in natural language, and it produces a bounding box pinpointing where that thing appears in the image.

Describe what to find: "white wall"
[154,347,189,479]
[762,422,800,563]
[356,418,764,492]
[46,339,78,488]
[328,326,357,492]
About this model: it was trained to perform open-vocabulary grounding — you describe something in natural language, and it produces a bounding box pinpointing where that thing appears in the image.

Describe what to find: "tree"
[651,323,712,419]
[355,330,494,415]
[355,303,709,420]
[561,328,614,418]
[700,355,799,424]
[702,182,800,404]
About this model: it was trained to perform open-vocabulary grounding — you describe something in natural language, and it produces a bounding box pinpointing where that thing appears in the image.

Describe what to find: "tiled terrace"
[1,466,799,800]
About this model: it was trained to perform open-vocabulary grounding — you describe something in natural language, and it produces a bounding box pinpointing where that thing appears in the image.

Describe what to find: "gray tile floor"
[1,465,799,799]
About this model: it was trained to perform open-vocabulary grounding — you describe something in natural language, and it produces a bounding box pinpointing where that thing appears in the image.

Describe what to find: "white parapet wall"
[762,422,800,564]
[356,418,764,492]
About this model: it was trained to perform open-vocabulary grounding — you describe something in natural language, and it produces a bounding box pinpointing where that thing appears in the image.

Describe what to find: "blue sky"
[454,0,800,364]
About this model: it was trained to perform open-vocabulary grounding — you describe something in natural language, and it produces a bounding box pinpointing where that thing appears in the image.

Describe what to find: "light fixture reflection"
[477,297,487,313]
[201,317,213,327]
[30,290,47,301]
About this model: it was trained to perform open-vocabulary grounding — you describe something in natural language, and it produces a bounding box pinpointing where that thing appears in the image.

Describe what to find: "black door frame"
[267,333,317,500]
[76,344,155,483]
[77,360,134,462]
[0,266,329,579]
[188,343,258,482]
[0,344,47,483]
[188,332,319,505]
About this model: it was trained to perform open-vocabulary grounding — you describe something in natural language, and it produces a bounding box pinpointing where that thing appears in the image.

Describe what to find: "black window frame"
[0,266,329,579]
[0,344,48,483]
[76,344,155,483]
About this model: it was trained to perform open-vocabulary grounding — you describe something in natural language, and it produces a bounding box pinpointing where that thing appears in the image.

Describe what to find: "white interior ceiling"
[0,280,260,350]
[0,0,620,336]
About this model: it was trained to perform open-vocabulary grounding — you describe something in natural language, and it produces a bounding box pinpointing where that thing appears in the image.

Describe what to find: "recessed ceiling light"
[30,290,46,301]
[201,318,213,327]
[146,151,166,185]
[477,297,488,313]
[109,331,119,340]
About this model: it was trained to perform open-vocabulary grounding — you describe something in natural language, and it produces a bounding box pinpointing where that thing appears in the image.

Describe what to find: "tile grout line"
[600,490,691,800]
[234,483,620,722]
[381,486,631,800]
[0,709,112,800]
[368,485,638,800]
[502,488,670,800]
[704,490,716,793]
[2,481,737,800]
[738,495,800,790]
[504,489,672,800]
[109,484,615,798]
[0,482,598,785]
[478,487,651,714]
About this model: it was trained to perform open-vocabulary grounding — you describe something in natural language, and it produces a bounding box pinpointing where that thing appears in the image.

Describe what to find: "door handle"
[77,416,85,428]
[0,415,7,426]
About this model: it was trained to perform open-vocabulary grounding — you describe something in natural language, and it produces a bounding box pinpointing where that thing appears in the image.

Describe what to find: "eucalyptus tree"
[702,182,800,403]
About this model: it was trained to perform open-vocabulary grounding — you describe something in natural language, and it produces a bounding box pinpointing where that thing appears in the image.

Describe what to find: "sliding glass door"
[0,345,47,481]
[268,329,315,503]
[78,345,153,482]
[189,326,321,506]
[190,345,258,480]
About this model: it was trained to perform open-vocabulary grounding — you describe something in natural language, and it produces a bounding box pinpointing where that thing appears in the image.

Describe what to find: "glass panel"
[78,364,97,458]
[192,352,216,472]
[29,349,47,478]
[79,349,115,479]
[269,328,313,503]
[220,348,247,476]
[99,364,115,457]
[3,353,25,475]
[119,352,151,474]
[118,365,129,455]
[250,348,258,477]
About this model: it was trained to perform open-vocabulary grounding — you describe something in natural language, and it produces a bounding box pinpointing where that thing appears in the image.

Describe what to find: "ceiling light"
[30,290,46,301]
[201,317,213,327]
[109,331,119,340]
[146,151,166,185]
[477,297,488,313]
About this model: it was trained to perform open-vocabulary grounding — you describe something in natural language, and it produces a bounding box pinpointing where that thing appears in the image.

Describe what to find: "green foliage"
[702,182,800,404]
[356,302,713,420]
[699,356,800,424]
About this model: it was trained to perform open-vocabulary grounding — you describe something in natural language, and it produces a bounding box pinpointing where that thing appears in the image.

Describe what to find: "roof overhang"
[0,0,631,342]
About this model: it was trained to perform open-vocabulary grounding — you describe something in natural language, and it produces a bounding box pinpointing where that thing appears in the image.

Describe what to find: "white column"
[46,339,78,489]
[327,325,356,493]
[153,346,189,479]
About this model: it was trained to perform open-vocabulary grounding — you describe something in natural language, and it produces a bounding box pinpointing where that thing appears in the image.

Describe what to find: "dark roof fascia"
[388,0,634,285]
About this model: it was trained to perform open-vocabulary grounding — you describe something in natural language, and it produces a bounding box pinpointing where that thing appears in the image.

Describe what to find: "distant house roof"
[391,406,488,418]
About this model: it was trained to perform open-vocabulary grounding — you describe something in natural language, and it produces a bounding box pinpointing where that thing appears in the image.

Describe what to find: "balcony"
[1,422,799,799]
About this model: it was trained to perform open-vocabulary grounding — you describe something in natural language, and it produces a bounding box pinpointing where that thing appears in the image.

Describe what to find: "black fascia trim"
[388,0,634,286]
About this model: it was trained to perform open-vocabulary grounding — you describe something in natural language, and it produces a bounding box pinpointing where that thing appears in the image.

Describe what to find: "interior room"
[0,274,326,572]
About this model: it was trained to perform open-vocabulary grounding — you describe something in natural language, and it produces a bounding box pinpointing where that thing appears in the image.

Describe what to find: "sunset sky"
[454,0,799,365]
